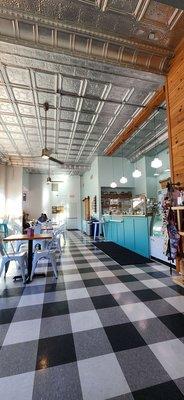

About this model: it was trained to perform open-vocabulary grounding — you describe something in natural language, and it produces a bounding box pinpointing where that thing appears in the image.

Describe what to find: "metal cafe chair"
[30,238,58,281]
[0,240,27,283]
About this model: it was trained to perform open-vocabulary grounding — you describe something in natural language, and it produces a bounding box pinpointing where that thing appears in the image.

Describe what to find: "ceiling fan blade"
[21,155,41,158]
[52,180,64,183]
[49,156,64,165]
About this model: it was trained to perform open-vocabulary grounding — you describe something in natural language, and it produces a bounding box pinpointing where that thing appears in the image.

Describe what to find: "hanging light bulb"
[151,111,162,169]
[154,172,159,176]
[132,168,142,178]
[110,181,117,188]
[110,157,117,189]
[120,176,127,184]
[120,147,128,184]
[151,157,162,169]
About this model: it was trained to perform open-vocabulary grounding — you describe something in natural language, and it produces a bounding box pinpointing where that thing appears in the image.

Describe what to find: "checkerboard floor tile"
[0,230,184,399]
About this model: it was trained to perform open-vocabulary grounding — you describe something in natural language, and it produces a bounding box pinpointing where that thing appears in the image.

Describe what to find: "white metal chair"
[47,231,62,254]
[0,241,27,283]
[33,224,46,250]
[15,240,28,253]
[54,223,67,246]
[30,240,58,281]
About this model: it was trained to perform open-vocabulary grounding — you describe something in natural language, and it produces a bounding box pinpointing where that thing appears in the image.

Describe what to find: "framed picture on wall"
[52,205,64,214]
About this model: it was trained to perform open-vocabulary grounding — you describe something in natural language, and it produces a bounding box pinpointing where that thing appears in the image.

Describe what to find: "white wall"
[29,173,81,229]
[6,166,22,221]
[22,169,30,213]
[81,157,100,218]
[0,165,23,226]
[0,165,6,218]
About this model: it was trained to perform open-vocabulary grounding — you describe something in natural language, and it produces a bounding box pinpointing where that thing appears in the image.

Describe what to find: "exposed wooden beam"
[155,0,184,10]
[105,85,166,156]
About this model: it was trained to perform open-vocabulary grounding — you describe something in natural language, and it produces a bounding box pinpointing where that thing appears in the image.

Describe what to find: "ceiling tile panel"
[6,67,30,86]
[81,99,99,112]
[13,88,33,103]
[6,125,22,133]
[0,103,13,113]
[21,116,37,125]
[1,115,18,124]
[62,77,83,94]
[0,5,167,172]
[35,72,57,90]
[38,92,56,106]
[18,104,36,116]
[0,86,9,100]
[60,96,77,109]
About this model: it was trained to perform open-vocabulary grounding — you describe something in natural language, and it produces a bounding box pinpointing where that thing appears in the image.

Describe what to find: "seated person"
[43,213,48,221]
[38,213,47,223]
[22,212,30,233]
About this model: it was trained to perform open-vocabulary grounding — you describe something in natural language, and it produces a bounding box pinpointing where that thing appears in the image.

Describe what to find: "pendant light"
[120,146,128,184]
[132,168,142,178]
[151,157,162,168]
[151,111,162,169]
[47,159,51,184]
[132,134,141,178]
[120,176,128,184]
[110,157,117,188]
[110,181,117,188]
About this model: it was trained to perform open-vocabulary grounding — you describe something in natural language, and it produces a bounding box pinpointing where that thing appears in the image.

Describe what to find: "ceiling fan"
[24,101,91,174]
[46,176,64,184]
[25,102,64,165]
[46,159,64,184]
[40,102,64,166]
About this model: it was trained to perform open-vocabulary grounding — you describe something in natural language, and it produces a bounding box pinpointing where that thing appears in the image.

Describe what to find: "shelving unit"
[171,206,184,231]
[101,191,132,215]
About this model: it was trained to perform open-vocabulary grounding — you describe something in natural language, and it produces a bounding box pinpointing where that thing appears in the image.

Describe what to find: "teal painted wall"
[81,148,170,220]
[98,156,134,188]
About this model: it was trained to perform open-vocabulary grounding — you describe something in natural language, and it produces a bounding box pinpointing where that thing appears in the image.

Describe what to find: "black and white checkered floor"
[0,230,184,400]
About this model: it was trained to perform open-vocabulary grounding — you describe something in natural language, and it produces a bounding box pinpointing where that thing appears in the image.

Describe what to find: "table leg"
[27,239,33,279]
[26,239,46,283]
[98,222,101,239]
[94,223,97,241]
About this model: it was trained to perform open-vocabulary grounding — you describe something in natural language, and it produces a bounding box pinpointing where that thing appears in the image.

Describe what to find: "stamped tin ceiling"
[0,0,183,174]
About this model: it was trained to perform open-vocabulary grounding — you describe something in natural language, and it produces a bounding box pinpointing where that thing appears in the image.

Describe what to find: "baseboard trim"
[151,256,176,269]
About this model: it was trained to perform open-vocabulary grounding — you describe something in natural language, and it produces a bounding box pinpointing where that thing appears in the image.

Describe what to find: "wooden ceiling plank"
[104,85,166,156]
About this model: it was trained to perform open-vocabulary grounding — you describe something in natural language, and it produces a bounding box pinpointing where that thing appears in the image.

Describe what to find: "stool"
[93,221,106,241]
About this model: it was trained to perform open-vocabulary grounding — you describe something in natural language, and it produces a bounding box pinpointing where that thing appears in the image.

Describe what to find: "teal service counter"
[104,216,151,258]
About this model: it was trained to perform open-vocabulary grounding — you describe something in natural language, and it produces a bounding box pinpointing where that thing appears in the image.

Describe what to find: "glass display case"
[150,213,163,237]
[131,195,148,215]
[150,205,175,265]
